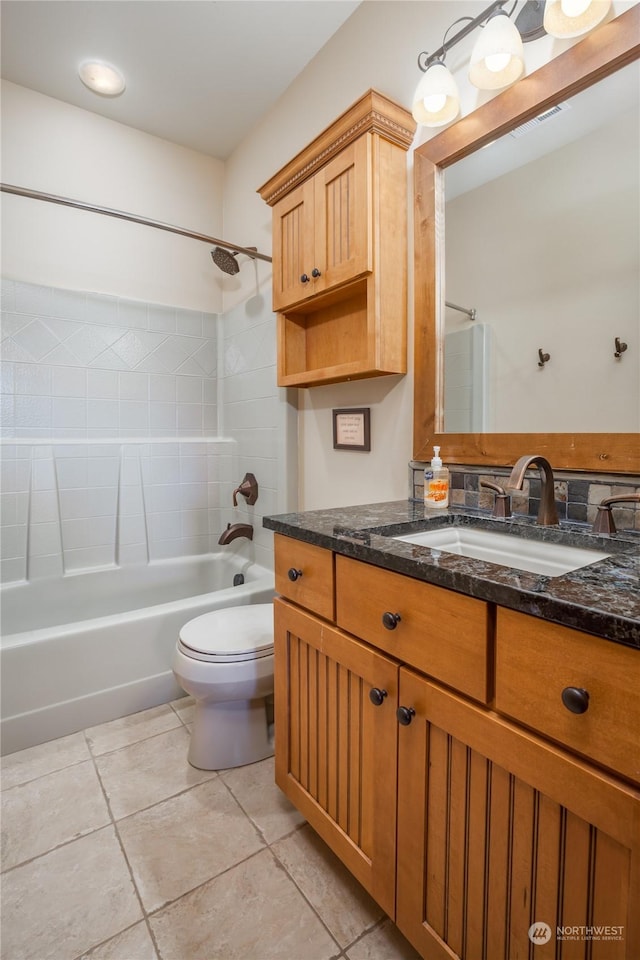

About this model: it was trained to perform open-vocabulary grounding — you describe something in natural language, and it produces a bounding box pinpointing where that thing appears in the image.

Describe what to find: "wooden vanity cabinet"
[258,90,415,387]
[272,533,640,959]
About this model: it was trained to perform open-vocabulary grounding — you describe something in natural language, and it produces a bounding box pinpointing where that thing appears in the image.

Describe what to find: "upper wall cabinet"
[258,90,416,388]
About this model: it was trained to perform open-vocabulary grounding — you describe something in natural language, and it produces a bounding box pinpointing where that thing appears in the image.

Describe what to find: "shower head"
[211,247,240,275]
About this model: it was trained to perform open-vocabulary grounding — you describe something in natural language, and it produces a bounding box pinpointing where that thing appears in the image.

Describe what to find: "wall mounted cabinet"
[258,90,415,387]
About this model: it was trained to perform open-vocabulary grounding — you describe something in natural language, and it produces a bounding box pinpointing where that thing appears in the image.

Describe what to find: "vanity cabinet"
[258,90,415,387]
[272,533,640,959]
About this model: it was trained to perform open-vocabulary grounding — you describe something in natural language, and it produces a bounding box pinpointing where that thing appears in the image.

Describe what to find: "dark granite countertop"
[263,500,640,649]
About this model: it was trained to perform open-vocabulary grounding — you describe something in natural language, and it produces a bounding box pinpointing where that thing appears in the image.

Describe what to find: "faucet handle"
[480,480,512,519]
[232,472,258,507]
[592,494,640,535]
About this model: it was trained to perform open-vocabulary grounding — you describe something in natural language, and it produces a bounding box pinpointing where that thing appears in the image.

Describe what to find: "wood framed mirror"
[413,5,640,473]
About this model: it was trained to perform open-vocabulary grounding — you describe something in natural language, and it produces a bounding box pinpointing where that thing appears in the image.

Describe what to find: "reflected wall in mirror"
[413,6,640,473]
[444,61,639,434]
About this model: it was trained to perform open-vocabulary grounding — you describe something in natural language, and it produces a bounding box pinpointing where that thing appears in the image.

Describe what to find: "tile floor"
[1,698,420,960]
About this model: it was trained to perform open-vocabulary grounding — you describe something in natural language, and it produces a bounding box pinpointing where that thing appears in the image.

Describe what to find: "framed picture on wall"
[332,408,371,451]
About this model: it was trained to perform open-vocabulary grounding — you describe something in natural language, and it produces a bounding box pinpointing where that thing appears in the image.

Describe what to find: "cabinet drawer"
[496,607,640,784]
[274,534,334,621]
[336,555,489,703]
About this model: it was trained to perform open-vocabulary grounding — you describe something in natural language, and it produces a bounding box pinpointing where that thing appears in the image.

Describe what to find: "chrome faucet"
[507,455,559,526]
[218,522,254,545]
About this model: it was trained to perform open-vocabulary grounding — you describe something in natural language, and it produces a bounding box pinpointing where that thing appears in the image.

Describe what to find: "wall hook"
[614,337,628,359]
[538,348,550,368]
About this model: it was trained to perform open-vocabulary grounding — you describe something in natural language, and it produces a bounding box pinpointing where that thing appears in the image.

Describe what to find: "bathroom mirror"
[413,7,640,473]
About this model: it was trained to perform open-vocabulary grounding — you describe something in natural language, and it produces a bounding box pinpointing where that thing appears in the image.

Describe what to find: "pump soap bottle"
[424,446,450,508]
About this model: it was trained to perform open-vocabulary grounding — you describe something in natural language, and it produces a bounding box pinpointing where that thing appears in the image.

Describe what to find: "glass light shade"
[79,61,126,97]
[412,62,460,128]
[469,11,525,90]
[543,0,611,37]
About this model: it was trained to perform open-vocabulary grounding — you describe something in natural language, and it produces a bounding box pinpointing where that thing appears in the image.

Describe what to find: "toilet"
[172,603,274,770]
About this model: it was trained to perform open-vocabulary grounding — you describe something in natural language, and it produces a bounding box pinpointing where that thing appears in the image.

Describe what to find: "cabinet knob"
[561,686,590,714]
[382,611,401,631]
[287,568,303,582]
[396,706,415,726]
[311,268,322,278]
[369,687,388,707]
[300,273,310,283]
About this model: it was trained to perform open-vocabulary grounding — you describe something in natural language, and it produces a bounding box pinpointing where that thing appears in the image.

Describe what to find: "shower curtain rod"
[0,182,272,264]
[445,300,477,321]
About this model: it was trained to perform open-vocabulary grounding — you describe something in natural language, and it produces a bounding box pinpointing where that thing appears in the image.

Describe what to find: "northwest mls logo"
[529,922,552,945]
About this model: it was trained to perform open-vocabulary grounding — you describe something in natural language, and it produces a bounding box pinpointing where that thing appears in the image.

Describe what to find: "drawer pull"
[369,688,388,707]
[561,686,590,714]
[382,611,402,630]
[287,568,303,582]
[396,706,415,726]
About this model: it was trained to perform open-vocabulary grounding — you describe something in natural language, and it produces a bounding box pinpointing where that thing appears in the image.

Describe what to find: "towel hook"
[614,337,628,359]
[538,348,550,368]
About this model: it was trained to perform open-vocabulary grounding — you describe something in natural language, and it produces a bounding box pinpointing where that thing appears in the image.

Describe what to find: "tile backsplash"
[410,462,640,533]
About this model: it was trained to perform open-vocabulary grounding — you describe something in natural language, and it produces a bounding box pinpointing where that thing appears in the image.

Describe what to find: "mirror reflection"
[442,60,639,434]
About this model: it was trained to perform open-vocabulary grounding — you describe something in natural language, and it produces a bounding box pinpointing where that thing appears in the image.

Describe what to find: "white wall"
[223,0,637,510]
[1,81,225,313]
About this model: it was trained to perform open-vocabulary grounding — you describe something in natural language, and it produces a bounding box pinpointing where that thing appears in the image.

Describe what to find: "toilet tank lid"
[179,603,274,657]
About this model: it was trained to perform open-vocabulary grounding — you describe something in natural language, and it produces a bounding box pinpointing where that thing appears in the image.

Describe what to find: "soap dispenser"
[424,446,450,508]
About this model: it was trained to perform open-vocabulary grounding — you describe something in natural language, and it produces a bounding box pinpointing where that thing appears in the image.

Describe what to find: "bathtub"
[0,554,274,755]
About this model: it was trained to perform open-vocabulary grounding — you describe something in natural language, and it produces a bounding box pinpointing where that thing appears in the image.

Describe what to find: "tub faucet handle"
[232,473,258,507]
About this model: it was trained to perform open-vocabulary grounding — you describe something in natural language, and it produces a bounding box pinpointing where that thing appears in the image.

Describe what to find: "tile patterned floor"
[1,699,420,960]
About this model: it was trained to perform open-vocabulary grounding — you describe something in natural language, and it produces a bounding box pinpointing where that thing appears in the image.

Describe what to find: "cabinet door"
[274,597,398,917]
[271,178,315,312]
[396,669,640,960]
[313,134,372,296]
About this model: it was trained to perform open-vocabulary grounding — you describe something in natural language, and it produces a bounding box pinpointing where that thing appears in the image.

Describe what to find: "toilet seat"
[178,604,274,663]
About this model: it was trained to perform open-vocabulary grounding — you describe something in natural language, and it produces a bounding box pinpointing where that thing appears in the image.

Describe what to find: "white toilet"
[172,603,274,770]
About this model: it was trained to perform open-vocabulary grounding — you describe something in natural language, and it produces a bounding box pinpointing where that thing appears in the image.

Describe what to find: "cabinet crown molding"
[257,88,416,206]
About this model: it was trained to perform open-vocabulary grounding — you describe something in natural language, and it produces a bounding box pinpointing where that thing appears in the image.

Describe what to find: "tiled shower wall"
[0,279,244,583]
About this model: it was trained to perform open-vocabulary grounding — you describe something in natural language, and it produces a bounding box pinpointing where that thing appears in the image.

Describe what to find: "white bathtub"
[0,554,274,755]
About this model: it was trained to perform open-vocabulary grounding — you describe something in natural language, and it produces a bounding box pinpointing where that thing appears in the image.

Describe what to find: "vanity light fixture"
[78,60,126,97]
[411,60,460,127]
[543,0,611,37]
[469,8,525,90]
[412,0,612,127]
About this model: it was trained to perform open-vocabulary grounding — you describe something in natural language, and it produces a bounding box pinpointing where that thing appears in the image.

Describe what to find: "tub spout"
[218,523,254,545]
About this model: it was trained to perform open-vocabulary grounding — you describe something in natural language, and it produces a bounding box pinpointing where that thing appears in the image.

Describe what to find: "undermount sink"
[393,526,611,577]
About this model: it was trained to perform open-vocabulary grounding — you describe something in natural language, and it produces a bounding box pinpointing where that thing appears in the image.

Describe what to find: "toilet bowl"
[172,603,274,770]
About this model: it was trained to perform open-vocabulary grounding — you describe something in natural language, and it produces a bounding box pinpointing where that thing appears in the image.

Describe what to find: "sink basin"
[393,527,611,577]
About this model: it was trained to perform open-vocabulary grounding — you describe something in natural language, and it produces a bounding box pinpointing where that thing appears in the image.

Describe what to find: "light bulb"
[561,0,591,16]
[423,93,447,114]
[484,52,512,73]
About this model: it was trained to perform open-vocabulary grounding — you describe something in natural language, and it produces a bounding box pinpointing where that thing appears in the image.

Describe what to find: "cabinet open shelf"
[277,278,405,387]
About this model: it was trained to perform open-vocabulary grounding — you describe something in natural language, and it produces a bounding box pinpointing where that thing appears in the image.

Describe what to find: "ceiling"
[0,0,361,160]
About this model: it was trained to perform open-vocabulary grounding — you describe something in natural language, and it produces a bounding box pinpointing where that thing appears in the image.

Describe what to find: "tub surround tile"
[346,919,421,960]
[149,848,339,960]
[272,824,383,948]
[1,759,110,870]
[1,731,91,791]
[117,778,265,912]
[221,756,306,844]
[85,704,183,757]
[79,922,158,960]
[94,726,214,820]
[0,826,142,960]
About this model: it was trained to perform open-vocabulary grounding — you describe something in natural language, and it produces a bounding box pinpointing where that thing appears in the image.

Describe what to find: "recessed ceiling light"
[78,60,126,97]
